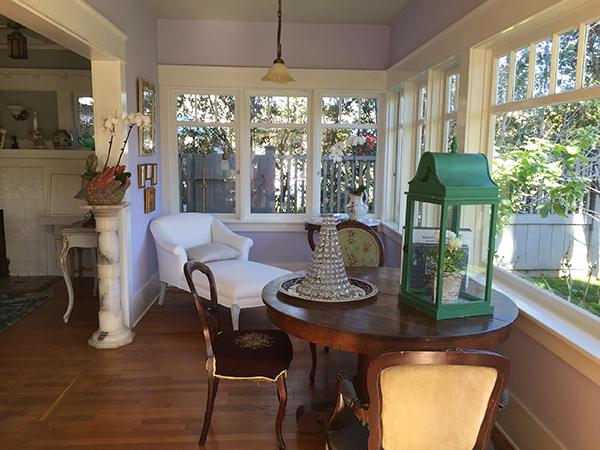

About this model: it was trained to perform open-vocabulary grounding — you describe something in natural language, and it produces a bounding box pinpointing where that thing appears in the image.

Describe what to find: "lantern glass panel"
[406,200,442,303]
[406,203,493,306]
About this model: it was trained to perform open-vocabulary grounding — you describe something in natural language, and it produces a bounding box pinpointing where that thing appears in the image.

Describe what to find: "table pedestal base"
[296,402,332,434]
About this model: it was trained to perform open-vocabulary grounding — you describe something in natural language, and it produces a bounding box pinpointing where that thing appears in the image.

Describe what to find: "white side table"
[60,223,98,323]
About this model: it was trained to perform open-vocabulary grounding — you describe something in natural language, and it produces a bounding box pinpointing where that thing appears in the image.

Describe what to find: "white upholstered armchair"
[150,213,290,330]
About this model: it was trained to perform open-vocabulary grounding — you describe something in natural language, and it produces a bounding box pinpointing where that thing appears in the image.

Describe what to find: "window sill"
[381,220,403,245]
[493,267,600,385]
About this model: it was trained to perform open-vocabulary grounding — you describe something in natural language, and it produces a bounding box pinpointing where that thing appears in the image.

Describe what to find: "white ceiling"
[141,0,414,25]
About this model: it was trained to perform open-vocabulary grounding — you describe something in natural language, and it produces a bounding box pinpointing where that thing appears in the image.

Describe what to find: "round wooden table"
[263,266,519,430]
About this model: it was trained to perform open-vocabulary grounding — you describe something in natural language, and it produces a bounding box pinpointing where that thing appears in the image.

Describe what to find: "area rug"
[0,291,53,333]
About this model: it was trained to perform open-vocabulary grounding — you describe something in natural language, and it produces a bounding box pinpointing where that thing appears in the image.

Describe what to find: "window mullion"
[527,45,536,99]
[507,50,516,102]
[575,21,586,90]
[549,33,559,95]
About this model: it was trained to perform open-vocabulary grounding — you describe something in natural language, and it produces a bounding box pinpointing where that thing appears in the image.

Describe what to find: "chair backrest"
[336,220,385,267]
[183,260,222,359]
[367,349,510,450]
[151,213,215,250]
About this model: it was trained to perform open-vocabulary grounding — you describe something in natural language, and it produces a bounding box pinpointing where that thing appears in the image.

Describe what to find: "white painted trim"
[131,273,162,329]
[0,69,92,91]
[386,0,592,89]
[381,220,403,245]
[2,0,127,61]
[496,391,567,450]
[493,267,600,386]
[159,65,387,91]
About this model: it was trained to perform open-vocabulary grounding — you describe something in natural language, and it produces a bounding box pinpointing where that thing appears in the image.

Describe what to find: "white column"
[80,203,134,349]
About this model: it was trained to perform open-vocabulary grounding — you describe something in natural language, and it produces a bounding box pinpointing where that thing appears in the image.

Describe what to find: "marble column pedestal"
[80,203,134,349]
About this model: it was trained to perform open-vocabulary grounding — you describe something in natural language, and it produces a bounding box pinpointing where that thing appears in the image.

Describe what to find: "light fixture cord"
[276,0,282,60]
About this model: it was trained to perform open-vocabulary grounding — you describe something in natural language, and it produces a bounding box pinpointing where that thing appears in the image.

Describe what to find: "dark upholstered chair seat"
[212,329,293,381]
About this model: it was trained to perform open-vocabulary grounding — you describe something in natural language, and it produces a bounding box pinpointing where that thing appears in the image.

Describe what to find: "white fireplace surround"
[0,149,94,276]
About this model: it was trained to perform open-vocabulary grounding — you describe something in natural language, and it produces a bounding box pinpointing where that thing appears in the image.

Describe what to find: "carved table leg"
[60,235,74,324]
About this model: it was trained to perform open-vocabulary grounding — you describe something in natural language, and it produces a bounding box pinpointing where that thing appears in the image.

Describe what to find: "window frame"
[245,89,313,221]
[174,88,240,219]
[72,91,94,149]
[315,91,385,218]
[485,14,600,328]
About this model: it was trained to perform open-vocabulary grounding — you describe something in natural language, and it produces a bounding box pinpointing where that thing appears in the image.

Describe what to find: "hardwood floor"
[0,278,513,449]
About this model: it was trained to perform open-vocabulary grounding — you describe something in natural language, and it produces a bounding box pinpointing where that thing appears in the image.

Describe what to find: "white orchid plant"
[82,112,151,185]
[428,230,466,274]
[330,135,367,196]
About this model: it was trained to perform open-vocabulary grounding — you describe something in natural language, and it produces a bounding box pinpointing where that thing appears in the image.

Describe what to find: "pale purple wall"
[495,328,600,450]
[86,0,162,298]
[389,0,487,66]
[158,20,390,70]
[240,230,401,269]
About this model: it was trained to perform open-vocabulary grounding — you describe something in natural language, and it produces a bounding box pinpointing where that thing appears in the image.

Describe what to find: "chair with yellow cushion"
[326,349,510,450]
[337,220,385,267]
[309,220,385,383]
[184,261,293,449]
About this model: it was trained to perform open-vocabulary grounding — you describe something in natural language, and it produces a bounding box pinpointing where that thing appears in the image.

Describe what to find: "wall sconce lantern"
[7,24,28,60]
[399,138,500,320]
[6,105,29,121]
[262,0,294,84]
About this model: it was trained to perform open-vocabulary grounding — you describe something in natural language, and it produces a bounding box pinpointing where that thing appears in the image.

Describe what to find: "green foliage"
[493,126,599,232]
[525,275,600,318]
[427,232,467,274]
[346,184,366,196]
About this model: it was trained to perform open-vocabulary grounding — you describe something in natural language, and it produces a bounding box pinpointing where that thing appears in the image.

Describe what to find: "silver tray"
[277,275,378,303]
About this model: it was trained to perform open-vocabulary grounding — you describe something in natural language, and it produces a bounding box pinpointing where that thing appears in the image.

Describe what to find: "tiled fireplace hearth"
[0,150,94,276]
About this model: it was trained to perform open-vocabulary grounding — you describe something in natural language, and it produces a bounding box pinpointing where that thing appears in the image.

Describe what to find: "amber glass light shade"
[262,59,295,84]
[8,29,28,60]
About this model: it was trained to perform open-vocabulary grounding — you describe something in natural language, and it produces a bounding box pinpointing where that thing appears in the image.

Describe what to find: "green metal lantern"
[399,141,500,320]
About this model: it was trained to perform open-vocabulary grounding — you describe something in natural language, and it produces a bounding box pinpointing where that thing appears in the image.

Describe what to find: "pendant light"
[262,0,294,84]
[7,24,28,60]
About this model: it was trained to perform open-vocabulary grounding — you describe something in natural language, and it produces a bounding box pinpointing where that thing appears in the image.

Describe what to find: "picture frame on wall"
[138,78,156,156]
[144,186,156,214]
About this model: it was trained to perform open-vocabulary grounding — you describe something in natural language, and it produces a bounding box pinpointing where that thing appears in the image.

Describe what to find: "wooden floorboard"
[0,277,514,450]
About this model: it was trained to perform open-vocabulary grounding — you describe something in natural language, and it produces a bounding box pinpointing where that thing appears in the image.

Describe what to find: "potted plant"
[427,230,466,304]
[78,112,150,205]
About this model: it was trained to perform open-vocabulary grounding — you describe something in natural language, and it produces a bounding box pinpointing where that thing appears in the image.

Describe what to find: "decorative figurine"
[10,135,18,149]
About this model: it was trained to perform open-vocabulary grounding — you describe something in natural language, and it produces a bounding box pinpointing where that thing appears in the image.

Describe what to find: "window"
[249,95,308,214]
[444,70,459,151]
[320,96,379,214]
[490,16,600,319]
[176,93,236,213]
[73,94,94,146]
[392,90,404,225]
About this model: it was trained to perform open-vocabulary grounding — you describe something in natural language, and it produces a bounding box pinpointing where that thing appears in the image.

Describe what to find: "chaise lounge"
[150,213,290,329]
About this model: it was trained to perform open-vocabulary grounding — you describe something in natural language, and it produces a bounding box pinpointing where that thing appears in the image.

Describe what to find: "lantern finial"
[450,137,458,154]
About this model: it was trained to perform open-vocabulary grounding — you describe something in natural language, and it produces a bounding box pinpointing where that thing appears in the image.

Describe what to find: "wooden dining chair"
[309,219,385,383]
[326,348,510,450]
[184,260,293,449]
